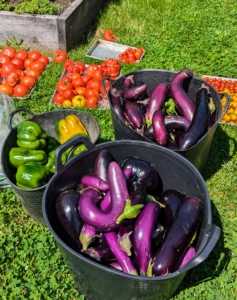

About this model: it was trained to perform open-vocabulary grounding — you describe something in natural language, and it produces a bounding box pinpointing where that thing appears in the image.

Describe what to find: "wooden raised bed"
[0,0,107,51]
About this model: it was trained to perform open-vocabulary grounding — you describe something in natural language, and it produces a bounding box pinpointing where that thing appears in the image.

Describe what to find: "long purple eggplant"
[170,69,195,121]
[158,189,186,225]
[151,196,204,276]
[152,110,169,146]
[120,156,159,191]
[104,231,138,275]
[81,174,109,191]
[133,201,161,276]
[78,162,143,232]
[122,83,147,100]
[93,149,113,183]
[164,115,191,132]
[177,246,196,270]
[55,190,82,245]
[145,83,170,126]
[122,75,134,90]
[110,87,126,122]
[179,86,210,151]
[124,100,144,129]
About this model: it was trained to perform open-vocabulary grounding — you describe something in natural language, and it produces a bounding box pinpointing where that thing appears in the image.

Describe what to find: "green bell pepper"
[9,147,48,168]
[15,162,50,189]
[44,136,60,153]
[44,150,67,174]
[17,120,48,150]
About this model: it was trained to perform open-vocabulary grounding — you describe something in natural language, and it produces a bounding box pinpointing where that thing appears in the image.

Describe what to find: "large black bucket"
[107,69,229,172]
[1,108,100,225]
[42,136,220,300]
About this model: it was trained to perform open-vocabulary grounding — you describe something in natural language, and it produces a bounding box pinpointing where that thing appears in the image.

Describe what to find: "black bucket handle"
[102,77,113,100]
[178,223,220,273]
[8,107,35,130]
[55,135,95,173]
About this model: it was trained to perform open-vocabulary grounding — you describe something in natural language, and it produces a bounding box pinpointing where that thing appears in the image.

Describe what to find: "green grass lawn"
[0,0,237,299]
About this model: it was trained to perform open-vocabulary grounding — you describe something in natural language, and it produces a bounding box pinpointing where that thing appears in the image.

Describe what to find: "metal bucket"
[1,108,100,225]
[106,69,229,172]
[42,136,220,300]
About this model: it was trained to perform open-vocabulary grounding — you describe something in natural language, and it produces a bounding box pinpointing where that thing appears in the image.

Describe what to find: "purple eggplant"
[134,80,149,101]
[55,190,82,244]
[152,221,165,251]
[120,156,159,191]
[129,181,147,206]
[179,86,210,151]
[177,246,196,270]
[78,162,143,232]
[81,174,109,191]
[144,124,156,141]
[122,75,134,90]
[109,261,123,271]
[93,149,113,183]
[151,196,204,276]
[104,231,138,275]
[164,115,191,132]
[152,110,169,146]
[110,87,126,123]
[170,68,195,121]
[124,100,144,129]
[145,83,170,126]
[79,223,98,251]
[133,201,161,276]
[158,189,186,226]
[122,84,147,100]
[117,220,134,256]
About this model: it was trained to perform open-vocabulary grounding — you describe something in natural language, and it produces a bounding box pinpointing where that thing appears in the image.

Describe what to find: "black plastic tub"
[42,136,220,300]
[106,69,229,172]
[1,108,100,225]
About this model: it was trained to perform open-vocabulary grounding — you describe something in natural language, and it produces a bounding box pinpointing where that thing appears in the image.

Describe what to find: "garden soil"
[7,0,75,15]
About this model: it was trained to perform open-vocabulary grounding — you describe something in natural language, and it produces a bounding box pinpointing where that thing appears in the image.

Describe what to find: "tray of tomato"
[201,75,237,125]
[0,46,51,98]
[50,58,121,109]
[85,39,144,64]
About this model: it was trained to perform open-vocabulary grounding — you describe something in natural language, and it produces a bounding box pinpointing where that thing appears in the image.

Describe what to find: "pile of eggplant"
[55,149,204,277]
[110,68,215,150]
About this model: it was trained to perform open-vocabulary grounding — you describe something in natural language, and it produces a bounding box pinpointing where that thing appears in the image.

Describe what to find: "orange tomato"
[85,96,98,109]
[75,86,86,96]
[86,79,101,92]
[71,73,81,80]
[72,77,86,89]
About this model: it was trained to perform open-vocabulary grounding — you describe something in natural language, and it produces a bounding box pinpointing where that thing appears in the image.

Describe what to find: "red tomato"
[11,57,25,70]
[1,62,18,77]
[85,96,98,108]
[86,64,99,76]
[5,70,21,86]
[64,60,85,75]
[1,46,16,59]
[61,75,72,84]
[62,89,75,100]
[15,69,25,79]
[75,87,86,96]
[70,73,81,80]
[0,83,14,96]
[53,50,67,63]
[56,80,73,93]
[53,93,65,105]
[25,68,41,78]
[134,48,144,60]
[24,58,34,70]
[30,60,46,73]
[85,88,99,100]
[86,79,101,92]
[81,74,93,84]
[72,77,85,89]
[20,75,37,89]
[127,56,136,64]
[28,50,42,61]
[13,84,29,97]
[103,30,117,42]
[92,69,105,81]
[0,54,11,65]
[38,55,50,65]
[15,49,28,61]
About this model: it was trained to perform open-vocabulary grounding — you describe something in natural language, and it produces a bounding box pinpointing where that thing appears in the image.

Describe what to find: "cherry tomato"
[38,55,50,65]
[85,96,98,108]
[1,46,16,59]
[86,79,101,92]
[11,57,25,70]
[0,83,14,96]
[13,83,29,97]
[15,49,28,61]
[20,75,37,89]
[53,49,68,63]
[28,50,42,61]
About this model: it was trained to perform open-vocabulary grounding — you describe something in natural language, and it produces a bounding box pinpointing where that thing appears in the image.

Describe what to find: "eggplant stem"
[118,231,133,256]
[116,200,144,224]
[146,257,154,277]
[146,194,165,208]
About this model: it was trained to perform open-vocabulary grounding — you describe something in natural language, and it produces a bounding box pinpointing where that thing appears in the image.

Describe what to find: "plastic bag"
[0,93,25,188]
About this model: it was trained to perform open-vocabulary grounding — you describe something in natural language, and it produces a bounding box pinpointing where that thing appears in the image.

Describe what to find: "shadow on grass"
[201,125,237,180]
[173,199,232,297]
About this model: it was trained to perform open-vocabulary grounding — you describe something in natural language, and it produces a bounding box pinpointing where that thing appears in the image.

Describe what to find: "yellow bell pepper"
[55,114,89,144]
[72,95,86,108]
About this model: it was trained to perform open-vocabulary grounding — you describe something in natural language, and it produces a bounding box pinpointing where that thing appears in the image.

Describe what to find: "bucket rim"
[42,139,214,281]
